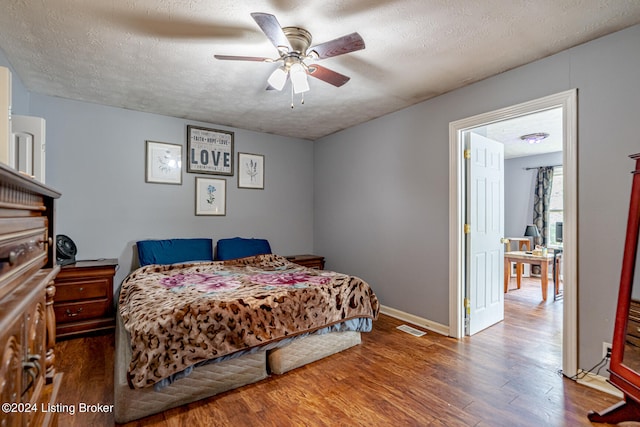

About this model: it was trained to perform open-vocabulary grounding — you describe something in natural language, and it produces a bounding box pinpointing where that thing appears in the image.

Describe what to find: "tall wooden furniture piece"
[0,162,62,426]
[589,153,640,423]
[54,259,118,339]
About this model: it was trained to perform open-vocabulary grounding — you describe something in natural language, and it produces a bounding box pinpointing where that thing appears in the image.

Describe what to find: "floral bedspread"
[119,254,379,389]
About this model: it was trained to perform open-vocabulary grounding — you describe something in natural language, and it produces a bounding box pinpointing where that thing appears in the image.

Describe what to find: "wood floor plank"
[54,278,621,426]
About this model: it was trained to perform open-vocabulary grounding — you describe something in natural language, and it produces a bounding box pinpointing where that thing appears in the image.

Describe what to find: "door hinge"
[464,298,470,315]
[464,224,471,234]
[464,149,471,159]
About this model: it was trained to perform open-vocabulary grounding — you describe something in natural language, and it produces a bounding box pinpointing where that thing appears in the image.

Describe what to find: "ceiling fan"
[214,13,365,100]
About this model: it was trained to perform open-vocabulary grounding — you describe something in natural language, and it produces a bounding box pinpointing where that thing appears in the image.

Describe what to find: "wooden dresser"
[54,259,118,339]
[0,163,62,426]
[286,254,325,270]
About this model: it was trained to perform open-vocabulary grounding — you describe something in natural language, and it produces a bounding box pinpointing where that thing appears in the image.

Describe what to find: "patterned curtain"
[532,166,554,274]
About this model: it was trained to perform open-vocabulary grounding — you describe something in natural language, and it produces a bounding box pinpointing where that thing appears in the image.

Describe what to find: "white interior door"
[466,132,504,335]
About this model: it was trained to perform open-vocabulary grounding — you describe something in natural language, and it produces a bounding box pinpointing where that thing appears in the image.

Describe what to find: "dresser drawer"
[54,300,111,324]
[55,278,110,302]
[0,217,47,236]
[0,225,49,286]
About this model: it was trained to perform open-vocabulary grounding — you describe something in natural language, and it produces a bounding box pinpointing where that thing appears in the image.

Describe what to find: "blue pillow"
[137,238,213,266]
[216,237,272,260]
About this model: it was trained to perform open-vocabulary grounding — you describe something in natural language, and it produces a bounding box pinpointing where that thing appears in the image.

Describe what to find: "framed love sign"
[187,125,234,176]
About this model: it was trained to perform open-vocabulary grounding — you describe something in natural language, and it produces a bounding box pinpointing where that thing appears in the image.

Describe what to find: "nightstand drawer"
[54,300,110,324]
[55,278,110,302]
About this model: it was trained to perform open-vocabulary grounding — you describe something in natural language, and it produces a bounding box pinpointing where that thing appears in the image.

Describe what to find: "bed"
[114,238,379,423]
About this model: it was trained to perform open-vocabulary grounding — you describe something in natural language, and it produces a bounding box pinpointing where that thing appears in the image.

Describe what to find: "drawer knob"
[38,237,53,246]
[78,287,84,292]
[66,308,83,317]
[1,251,18,266]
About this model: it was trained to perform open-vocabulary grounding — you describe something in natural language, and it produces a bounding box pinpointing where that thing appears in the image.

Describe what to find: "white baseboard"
[575,370,623,398]
[380,305,449,336]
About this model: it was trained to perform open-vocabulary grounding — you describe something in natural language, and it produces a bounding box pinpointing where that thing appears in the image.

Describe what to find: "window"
[548,166,563,246]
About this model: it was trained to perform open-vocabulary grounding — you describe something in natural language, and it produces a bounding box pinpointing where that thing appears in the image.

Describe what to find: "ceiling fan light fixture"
[267,66,287,91]
[290,62,310,94]
[216,13,365,105]
[520,132,549,144]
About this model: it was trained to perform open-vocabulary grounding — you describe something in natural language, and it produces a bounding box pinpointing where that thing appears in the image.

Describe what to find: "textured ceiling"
[476,108,563,159]
[1,1,640,141]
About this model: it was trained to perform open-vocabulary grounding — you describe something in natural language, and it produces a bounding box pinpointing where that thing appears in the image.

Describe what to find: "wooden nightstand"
[53,259,118,339]
[286,254,325,270]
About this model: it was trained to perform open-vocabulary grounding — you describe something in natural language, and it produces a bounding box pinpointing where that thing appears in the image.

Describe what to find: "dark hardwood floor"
[54,278,621,426]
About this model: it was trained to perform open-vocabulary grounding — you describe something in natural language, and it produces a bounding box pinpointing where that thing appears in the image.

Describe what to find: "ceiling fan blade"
[250,12,292,52]
[307,65,351,87]
[308,32,365,60]
[214,55,272,62]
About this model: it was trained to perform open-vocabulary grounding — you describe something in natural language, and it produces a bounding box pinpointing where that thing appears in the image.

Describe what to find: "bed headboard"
[136,238,214,266]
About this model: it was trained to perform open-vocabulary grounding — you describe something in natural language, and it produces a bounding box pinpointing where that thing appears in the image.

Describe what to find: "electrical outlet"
[603,342,613,359]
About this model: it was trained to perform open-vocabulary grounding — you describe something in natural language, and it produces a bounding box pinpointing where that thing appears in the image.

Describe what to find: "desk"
[504,251,559,301]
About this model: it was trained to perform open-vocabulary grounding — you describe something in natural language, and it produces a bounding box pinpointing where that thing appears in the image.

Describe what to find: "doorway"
[448,89,578,376]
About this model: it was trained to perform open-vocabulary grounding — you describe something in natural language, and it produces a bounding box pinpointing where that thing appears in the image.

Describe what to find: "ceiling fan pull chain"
[290,85,294,109]
[301,92,305,105]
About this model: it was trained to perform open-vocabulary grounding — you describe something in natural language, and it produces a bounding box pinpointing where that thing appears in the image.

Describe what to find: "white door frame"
[448,89,578,376]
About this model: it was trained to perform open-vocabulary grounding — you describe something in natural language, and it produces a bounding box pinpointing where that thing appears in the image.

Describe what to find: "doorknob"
[500,238,510,244]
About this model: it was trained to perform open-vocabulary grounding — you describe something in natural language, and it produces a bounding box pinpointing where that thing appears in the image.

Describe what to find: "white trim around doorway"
[448,89,578,377]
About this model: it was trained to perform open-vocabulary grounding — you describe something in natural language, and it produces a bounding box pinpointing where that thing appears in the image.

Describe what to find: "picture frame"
[195,177,226,216]
[187,125,234,176]
[238,152,264,189]
[145,141,182,184]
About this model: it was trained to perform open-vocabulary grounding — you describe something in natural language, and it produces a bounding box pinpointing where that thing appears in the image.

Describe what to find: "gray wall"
[505,152,563,238]
[314,24,640,369]
[25,95,314,289]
